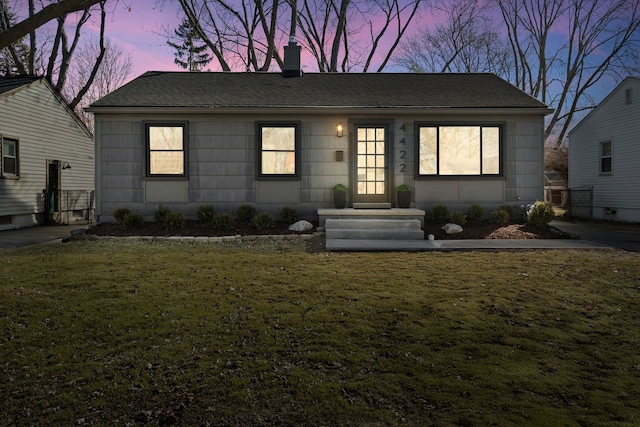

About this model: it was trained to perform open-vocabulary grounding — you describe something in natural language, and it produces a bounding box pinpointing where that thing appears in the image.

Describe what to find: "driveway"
[551,220,640,252]
[0,225,86,250]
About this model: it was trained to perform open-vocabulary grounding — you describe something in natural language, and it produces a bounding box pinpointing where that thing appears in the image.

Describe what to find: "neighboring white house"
[0,76,95,230]
[86,44,551,224]
[568,77,640,222]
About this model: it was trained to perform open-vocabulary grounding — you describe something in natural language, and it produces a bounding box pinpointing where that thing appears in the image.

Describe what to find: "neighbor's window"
[600,140,612,174]
[145,123,188,177]
[416,124,501,176]
[257,123,300,178]
[1,136,19,177]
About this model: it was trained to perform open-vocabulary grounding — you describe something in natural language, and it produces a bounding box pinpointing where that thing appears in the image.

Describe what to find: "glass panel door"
[354,125,388,203]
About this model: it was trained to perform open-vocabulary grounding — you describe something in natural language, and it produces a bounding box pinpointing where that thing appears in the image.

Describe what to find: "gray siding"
[569,78,640,222]
[95,111,546,222]
[0,80,94,229]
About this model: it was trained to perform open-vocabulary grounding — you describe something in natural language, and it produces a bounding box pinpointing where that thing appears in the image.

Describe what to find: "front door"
[353,124,390,204]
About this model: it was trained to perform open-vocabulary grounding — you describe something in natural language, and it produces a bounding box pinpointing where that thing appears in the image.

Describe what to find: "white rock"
[289,220,314,231]
[442,223,463,234]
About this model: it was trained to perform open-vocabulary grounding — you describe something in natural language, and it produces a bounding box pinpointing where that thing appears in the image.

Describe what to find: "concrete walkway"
[1,220,638,252]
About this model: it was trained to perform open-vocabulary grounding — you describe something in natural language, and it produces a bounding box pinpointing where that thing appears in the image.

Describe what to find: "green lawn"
[1,239,639,426]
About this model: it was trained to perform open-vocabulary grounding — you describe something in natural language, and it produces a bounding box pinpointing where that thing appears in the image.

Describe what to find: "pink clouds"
[109,3,184,78]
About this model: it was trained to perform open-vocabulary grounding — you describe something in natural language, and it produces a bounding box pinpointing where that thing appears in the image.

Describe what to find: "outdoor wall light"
[62,162,71,169]
[337,124,343,137]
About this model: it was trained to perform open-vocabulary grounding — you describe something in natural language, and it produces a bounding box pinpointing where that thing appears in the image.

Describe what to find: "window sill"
[1,175,20,180]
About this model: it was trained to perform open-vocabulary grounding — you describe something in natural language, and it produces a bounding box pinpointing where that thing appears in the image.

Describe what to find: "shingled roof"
[0,76,40,96]
[88,72,549,112]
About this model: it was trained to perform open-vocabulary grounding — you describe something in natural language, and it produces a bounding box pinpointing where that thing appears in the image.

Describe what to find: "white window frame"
[1,135,19,178]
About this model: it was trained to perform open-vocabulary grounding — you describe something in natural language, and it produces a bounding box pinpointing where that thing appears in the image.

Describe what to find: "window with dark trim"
[1,136,19,178]
[600,140,612,174]
[257,122,300,178]
[145,122,188,177]
[416,124,502,177]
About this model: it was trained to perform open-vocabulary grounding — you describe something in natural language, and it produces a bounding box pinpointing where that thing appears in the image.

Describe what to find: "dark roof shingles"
[90,72,547,109]
[0,76,40,96]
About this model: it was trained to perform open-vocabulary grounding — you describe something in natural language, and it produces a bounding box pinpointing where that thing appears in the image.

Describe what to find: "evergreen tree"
[0,2,29,76]
[167,18,212,71]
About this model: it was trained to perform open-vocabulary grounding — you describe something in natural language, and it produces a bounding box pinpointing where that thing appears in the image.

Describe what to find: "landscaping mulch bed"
[86,219,562,240]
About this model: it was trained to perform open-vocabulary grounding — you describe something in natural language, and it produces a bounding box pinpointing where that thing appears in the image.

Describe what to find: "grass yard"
[1,239,639,426]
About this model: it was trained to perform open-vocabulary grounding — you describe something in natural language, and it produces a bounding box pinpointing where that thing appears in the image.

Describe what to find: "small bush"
[236,205,257,223]
[450,211,467,226]
[527,201,554,227]
[253,213,275,230]
[490,209,511,224]
[333,184,347,192]
[122,212,143,229]
[467,204,485,221]
[499,204,515,217]
[280,207,299,224]
[197,205,215,223]
[164,211,186,230]
[431,204,450,222]
[113,208,131,225]
[212,213,234,231]
[154,204,171,223]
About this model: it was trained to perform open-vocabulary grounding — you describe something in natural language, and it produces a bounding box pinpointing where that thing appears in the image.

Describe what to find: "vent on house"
[625,88,633,105]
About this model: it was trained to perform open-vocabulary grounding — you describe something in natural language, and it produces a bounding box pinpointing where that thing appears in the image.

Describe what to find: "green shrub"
[450,211,467,226]
[431,204,450,222]
[163,211,186,230]
[154,204,171,223]
[490,209,511,224]
[236,205,257,223]
[122,212,143,229]
[112,208,131,225]
[253,213,275,230]
[333,184,347,192]
[280,206,299,224]
[397,184,411,192]
[527,201,554,227]
[467,204,485,221]
[212,213,234,231]
[197,205,215,223]
[499,204,515,217]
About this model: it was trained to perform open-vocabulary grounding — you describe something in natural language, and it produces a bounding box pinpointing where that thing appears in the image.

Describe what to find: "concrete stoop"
[325,218,424,241]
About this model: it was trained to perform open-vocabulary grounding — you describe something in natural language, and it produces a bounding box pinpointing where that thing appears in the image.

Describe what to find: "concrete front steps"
[325,218,424,250]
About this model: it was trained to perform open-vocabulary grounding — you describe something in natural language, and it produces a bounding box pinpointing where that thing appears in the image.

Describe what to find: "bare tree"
[395,0,510,74]
[174,0,423,73]
[495,0,640,145]
[176,0,285,72]
[294,0,423,72]
[0,0,104,49]
[545,146,568,185]
[65,37,133,128]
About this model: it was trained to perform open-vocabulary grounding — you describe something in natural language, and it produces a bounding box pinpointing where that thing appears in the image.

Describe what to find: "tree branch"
[0,0,102,49]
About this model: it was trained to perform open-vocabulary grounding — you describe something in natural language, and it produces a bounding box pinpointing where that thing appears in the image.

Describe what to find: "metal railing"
[44,190,95,225]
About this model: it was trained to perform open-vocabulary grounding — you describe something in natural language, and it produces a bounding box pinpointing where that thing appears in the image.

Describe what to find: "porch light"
[337,124,343,137]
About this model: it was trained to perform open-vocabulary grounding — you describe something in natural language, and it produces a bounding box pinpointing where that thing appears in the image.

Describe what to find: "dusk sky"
[110,1,185,78]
